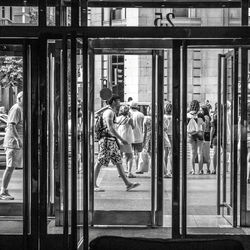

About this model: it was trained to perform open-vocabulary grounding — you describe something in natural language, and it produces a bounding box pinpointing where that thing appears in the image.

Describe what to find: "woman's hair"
[165,102,172,115]
[201,105,210,118]
[189,100,200,112]
[119,105,129,116]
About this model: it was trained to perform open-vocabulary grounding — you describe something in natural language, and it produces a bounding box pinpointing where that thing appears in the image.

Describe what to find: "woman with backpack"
[187,100,205,175]
[116,105,135,178]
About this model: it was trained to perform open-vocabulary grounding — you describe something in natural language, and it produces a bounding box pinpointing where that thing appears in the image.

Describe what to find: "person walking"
[201,104,211,174]
[0,91,23,200]
[187,100,205,175]
[130,102,144,172]
[94,95,140,192]
[116,105,135,178]
[163,102,173,178]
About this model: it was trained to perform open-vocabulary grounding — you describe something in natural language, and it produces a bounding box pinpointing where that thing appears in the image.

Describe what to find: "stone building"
[90,8,243,109]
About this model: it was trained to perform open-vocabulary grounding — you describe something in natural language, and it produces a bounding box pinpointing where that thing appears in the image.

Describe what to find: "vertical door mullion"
[89,49,94,226]
[30,40,39,250]
[71,33,78,250]
[82,35,89,250]
[222,56,227,214]
[151,51,156,226]
[217,54,223,215]
[232,49,238,227]
[240,47,248,226]
[181,41,187,237]
[172,40,181,238]
[23,40,29,250]
[156,50,164,226]
[39,34,48,250]
[62,35,69,248]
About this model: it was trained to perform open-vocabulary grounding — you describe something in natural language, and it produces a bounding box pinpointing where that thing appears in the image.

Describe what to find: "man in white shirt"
[130,102,144,173]
[0,91,23,200]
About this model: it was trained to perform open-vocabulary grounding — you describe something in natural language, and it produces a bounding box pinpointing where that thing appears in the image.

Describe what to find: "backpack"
[187,116,198,135]
[95,113,107,141]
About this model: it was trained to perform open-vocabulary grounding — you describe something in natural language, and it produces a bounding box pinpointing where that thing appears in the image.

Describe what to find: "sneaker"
[0,190,14,200]
[164,173,172,178]
[199,170,204,175]
[189,170,195,175]
[94,187,105,192]
[126,183,140,191]
[135,171,144,174]
[211,170,216,175]
[127,173,136,178]
[207,170,211,174]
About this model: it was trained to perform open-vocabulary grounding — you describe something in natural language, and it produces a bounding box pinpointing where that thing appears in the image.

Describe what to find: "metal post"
[156,50,164,226]
[71,33,78,250]
[62,35,69,249]
[181,41,187,237]
[240,47,248,226]
[233,49,238,227]
[223,56,227,210]
[39,34,48,250]
[151,51,156,226]
[172,40,181,238]
[82,35,89,250]
[217,54,223,215]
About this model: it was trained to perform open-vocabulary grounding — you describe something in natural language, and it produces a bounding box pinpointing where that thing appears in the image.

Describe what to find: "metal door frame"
[88,43,165,226]
[217,50,238,227]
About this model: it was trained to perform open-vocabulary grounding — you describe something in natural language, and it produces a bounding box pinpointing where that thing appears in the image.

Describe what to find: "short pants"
[132,143,143,153]
[98,137,122,167]
[5,148,23,169]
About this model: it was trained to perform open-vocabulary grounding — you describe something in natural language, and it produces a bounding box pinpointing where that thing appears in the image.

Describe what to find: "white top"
[130,109,144,143]
[116,116,134,144]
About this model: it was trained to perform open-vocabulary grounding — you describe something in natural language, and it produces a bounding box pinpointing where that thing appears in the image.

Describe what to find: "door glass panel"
[186,48,233,231]
[0,44,24,233]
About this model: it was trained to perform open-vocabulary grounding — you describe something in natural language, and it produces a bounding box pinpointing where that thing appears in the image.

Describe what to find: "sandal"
[127,173,136,178]
[189,170,195,175]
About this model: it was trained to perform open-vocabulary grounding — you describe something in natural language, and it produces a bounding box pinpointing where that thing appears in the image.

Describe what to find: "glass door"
[217,50,238,227]
[87,39,166,227]
[0,39,39,249]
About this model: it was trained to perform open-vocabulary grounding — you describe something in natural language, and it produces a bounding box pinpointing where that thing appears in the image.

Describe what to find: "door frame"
[88,43,166,226]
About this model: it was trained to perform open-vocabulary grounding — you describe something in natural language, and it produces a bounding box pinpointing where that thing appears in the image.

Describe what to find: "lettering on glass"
[154,12,175,27]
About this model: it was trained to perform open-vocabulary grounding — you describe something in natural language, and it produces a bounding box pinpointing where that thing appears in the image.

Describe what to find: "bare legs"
[190,140,204,174]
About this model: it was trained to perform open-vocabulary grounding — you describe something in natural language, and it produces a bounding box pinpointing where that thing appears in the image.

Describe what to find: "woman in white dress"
[117,105,135,178]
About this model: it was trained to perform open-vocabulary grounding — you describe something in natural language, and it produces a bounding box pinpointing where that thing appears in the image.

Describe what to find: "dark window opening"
[173,8,188,17]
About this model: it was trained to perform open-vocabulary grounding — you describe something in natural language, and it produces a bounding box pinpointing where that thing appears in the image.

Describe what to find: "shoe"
[135,171,144,174]
[207,170,211,174]
[211,170,216,175]
[127,173,136,178]
[189,170,195,175]
[248,179,250,184]
[94,187,105,192]
[199,170,204,175]
[0,190,14,200]
[164,173,172,178]
[126,182,140,191]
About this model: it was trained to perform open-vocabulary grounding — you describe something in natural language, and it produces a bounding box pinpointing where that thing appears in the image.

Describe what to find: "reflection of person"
[94,95,140,192]
[0,91,23,200]
[117,105,135,178]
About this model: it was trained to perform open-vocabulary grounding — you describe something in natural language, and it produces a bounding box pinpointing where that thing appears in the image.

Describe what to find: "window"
[111,8,125,20]
[173,8,188,17]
